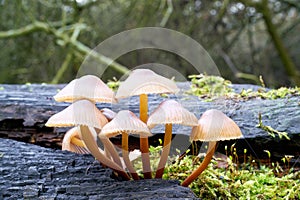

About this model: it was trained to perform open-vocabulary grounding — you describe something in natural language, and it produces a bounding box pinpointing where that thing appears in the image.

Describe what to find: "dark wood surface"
[0,83,299,199]
[0,83,299,162]
[0,138,197,199]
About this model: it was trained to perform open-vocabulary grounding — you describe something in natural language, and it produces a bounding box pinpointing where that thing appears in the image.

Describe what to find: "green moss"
[188,74,300,101]
[164,154,300,199]
[132,144,299,199]
[107,77,120,91]
[187,74,234,101]
[257,113,290,140]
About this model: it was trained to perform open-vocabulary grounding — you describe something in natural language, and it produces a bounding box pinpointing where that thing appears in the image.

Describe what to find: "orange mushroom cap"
[54,75,117,103]
[190,109,243,141]
[100,110,152,138]
[147,99,198,129]
[115,69,179,99]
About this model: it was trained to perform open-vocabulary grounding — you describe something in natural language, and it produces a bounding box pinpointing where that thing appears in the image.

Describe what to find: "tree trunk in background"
[260,0,300,86]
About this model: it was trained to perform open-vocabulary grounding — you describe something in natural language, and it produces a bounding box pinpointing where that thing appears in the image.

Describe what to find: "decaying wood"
[0,138,197,199]
[0,83,299,161]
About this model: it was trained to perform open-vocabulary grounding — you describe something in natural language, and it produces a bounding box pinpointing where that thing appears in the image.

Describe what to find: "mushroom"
[45,100,130,180]
[52,75,119,165]
[53,75,117,103]
[181,109,243,187]
[99,108,117,159]
[62,127,90,154]
[116,69,179,178]
[147,99,198,178]
[100,110,152,180]
[100,108,117,122]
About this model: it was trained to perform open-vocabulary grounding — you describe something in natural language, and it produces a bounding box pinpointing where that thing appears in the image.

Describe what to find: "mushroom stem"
[103,147,112,160]
[139,94,152,179]
[122,132,140,180]
[79,125,130,180]
[70,137,86,148]
[181,141,217,187]
[155,123,172,178]
[100,137,123,168]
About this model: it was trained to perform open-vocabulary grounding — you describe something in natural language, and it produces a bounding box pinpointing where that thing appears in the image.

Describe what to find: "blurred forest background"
[0,0,300,87]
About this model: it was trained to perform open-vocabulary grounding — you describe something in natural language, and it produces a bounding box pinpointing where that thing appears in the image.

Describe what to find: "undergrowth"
[132,143,300,199]
[164,153,300,199]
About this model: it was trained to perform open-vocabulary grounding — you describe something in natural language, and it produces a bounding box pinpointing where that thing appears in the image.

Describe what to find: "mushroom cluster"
[46,69,243,186]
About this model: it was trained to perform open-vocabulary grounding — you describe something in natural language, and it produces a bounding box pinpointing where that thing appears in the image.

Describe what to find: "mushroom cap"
[45,99,108,129]
[54,75,117,103]
[147,99,198,129]
[115,69,179,99]
[62,127,90,154]
[190,109,243,141]
[100,108,117,121]
[100,110,152,138]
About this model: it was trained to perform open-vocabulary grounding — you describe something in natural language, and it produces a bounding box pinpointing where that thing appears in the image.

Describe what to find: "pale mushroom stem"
[181,141,217,187]
[122,132,140,180]
[103,146,112,160]
[79,125,130,180]
[139,94,152,179]
[100,137,123,168]
[155,123,172,178]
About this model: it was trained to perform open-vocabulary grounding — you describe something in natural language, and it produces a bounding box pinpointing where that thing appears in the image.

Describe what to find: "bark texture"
[0,83,299,161]
[0,138,197,199]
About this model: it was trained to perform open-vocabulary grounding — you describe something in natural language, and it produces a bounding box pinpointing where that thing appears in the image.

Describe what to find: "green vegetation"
[257,113,290,140]
[1,1,300,86]
[188,74,300,101]
[164,153,300,199]
[107,77,120,91]
[132,143,300,199]
[188,74,234,100]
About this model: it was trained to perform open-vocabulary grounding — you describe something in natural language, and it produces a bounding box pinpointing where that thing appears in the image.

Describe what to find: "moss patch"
[164,153,300,199]
[188,74,300,101]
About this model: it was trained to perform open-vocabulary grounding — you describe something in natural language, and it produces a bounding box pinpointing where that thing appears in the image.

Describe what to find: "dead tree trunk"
[0,83,299,163]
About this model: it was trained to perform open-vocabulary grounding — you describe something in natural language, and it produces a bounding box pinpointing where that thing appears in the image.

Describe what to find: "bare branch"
[0,21,50,38]
[0,21,129,75]
[51,51,73,84]
[160,0,173,27]
[219,49,260,84]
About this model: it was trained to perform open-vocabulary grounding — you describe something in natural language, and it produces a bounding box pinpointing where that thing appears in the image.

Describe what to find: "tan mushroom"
[62,127,90,154]
[116,69,179,178]
[45,100,129,180]
[54,75,117,103]
[100,110,152,180]
[147,99,198,178]
[100,108,117,122]
[181,109,243,187]
[52,75,118,163]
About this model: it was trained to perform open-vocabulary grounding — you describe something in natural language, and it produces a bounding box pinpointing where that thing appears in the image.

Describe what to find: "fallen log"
[0,83,299,163]
[0,138,197,199]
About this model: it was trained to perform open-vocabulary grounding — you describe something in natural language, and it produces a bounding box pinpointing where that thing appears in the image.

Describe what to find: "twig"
[160,0,173,27]
[219,49,260,84]
[0,21,130,75]
[51,51,73,84]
